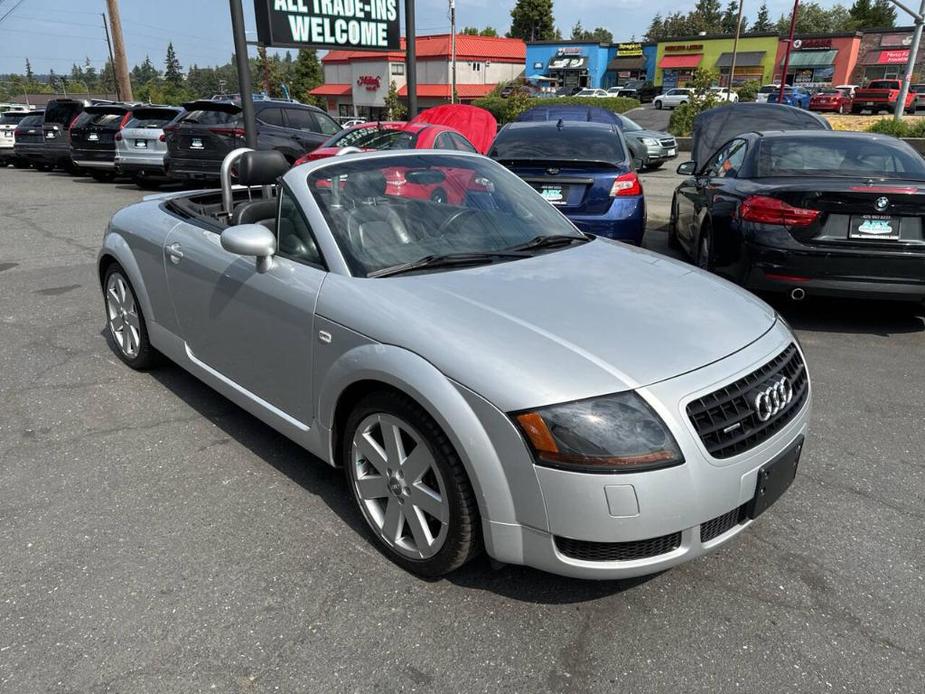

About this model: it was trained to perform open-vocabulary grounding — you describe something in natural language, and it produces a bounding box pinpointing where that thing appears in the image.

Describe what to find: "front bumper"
[471,320,811,579]
[567,196,646,244]
[644,142,678,163]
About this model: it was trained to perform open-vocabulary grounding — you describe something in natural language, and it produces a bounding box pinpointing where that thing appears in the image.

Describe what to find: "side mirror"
[221,224,276,273]
[676,161,697,176]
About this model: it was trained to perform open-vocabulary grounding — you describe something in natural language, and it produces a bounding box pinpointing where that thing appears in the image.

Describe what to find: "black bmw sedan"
[670,130,925,303]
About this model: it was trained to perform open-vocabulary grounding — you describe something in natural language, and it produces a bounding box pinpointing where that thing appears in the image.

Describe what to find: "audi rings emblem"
[754,377,793,422]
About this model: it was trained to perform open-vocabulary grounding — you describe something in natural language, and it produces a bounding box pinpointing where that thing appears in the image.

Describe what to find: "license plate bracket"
[135,140,147,148]
[849,215,900,240]
[747,436,803,519]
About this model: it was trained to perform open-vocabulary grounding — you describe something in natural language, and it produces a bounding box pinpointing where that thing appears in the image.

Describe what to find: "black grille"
[687,344,808,459]
[700,504,747,543]
[555,531,681,562]
[659,137,676,147]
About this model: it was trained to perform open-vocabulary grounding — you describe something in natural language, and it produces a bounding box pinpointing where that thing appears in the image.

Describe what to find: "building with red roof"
[310,34,525,119]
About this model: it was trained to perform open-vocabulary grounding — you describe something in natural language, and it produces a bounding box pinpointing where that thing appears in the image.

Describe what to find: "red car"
[809,87,853,114]
[293,104,497,165]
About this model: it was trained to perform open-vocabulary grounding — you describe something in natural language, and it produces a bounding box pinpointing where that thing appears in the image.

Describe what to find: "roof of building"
[323,34,525,63]
[309,83,353,96]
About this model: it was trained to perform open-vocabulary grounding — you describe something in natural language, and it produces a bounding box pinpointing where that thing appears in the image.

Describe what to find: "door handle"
[166,242,184,264]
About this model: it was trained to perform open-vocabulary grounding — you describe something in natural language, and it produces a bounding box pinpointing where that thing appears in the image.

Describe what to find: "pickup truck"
[851,79,916,114]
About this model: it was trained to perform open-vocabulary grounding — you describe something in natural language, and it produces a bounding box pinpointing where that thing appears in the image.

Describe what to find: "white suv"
[653,88,692,109]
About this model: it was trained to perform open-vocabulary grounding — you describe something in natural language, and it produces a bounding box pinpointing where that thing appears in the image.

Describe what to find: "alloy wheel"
[105,272,141,359]
[350,413,449,560]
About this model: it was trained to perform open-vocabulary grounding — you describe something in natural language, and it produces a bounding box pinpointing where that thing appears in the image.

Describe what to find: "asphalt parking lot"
[1,166,923,693]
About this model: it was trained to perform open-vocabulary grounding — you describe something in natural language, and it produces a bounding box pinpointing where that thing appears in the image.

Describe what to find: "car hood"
[626,129,672,141]
[317,240,777,411]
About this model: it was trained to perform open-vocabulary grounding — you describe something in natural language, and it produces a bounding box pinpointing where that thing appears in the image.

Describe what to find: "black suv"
[69,103,135,181]
[165,99,341,181]
[620,80,661,103]
[40,98,90,171]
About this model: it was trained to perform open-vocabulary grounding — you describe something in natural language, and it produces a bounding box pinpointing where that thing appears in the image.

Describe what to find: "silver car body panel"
[115,125,170,172]
[98,150,811,579]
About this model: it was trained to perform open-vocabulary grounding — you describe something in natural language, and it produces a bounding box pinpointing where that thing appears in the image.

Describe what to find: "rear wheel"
[343,390,481,577]
[655,100,663,110]
[696,228,713,271]
[12,158,27,169]
[103,264,158,370]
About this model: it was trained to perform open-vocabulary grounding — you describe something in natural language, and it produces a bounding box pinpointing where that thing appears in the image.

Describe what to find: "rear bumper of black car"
[72,147,116,169]
[742,239,925,302]
[14,143,48,163]
[165,155,222,180]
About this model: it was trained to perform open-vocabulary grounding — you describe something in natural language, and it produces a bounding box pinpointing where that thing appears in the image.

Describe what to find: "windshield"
[617,115,643,131]
[756,137,925,179]
[490,126,625,163]
[181,108,242,125]
[758,86,778,93]
[126,108,179,128]
[0,112,29,125]
[867,80,898,89]
[307,154,584,277]
[18,115,43,127]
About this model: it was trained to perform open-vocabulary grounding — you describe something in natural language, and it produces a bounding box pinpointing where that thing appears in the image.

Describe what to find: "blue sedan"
[767,86,811,109]
[489,121,646,245]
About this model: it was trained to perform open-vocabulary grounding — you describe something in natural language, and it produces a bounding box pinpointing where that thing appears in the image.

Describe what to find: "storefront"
[312,34,526,117]
[604,43,647,87]
[655,34,779,88]
[852,30,920,83]
[525,41,614,89]
[775,34,861,87]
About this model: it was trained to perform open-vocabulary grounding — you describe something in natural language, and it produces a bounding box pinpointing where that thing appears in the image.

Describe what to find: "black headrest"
[236,150,289,186]
[343,170,387,199]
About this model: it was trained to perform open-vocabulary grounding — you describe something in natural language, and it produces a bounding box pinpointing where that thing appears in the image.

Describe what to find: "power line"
[0,0,26,26]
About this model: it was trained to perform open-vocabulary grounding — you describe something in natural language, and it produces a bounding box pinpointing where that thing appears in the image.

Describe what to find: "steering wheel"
[436,208,478,237]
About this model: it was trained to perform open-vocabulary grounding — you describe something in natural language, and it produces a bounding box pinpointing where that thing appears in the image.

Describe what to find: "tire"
[647,161,663,170]
[102,264,158,370]
[90,170,115,182]
[668,196,682,251]
[696,227,713,271]
[12,158,28,169]
[133,175,162,190]
[342,390,481,577]
[655,100,663,110]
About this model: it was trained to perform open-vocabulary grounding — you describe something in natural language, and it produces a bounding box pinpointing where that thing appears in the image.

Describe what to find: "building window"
[390,63,404,75]
[470,62,482,71]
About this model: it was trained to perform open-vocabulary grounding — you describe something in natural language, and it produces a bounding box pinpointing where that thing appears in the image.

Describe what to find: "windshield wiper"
[507,234,591,252]
[369,251,526,278]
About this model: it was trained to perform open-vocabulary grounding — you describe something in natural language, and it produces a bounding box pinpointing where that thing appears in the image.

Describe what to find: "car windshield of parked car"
[490,126,625,163]
[307,154,585,277]
[125,108,179,129]
[617,115,643,131]
[867,80,897,89]
[0,112,28,124]
[17,114,43,127]
[181,108,242,125]
[756,137,925,179]
[816,88,840,95]
[758,85,779,93]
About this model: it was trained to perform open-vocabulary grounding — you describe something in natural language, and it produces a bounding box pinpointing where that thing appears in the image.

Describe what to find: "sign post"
[886,0,924,121]
[230,0,257,148]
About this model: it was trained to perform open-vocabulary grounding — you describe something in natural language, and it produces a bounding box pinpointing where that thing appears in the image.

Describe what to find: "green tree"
[774,3,852,33]
[508,0,556,41]
[721,1,745,33]
[164,42,183,87]
[131,55,159,87]
[384,80,406,119]
[850,0,896,27]
[100,60,117,95]
[571,22,613,42]
[83,58,98,91]
[289,48,322,103]
[691,0,724,32]
[480,26,499,36]
[25,58,34,85]
[752,2,772,31]
[645,13,665,41]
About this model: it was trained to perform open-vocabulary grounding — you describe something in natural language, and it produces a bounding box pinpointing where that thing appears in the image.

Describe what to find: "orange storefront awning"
[660,54,703,69]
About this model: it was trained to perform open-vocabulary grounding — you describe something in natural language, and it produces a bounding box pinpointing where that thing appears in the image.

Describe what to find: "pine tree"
[164,42,183,87]
[752,2,772,31]
[721,1,741,34]
[645,13,665,41]
[289,48,322,103]
[692,0,724,33]
[25,58,34,85]
[461,26,479,35]
[480,27,498,36]
[508,0,556,41]
[83,57,98,90]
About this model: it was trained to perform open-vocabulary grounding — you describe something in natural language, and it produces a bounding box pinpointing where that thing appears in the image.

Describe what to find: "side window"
[277,187,324,267]
[434,132,455,150]
[312,111,341,136]
[284,108,315,131]
[715,140,747,178]
[448,132,477,152]
[258,108,285,127]
[703,143,731,177]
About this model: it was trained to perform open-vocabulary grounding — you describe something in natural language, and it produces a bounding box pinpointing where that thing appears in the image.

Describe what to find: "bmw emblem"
[547,167,560,175]
[875,196,890,212]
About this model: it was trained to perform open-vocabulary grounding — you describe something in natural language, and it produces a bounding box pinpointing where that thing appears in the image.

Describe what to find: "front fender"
[316,338,520,529]
[97,231,157,327]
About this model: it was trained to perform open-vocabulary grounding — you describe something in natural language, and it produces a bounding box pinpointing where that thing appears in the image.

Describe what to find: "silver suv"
[114,106,181,187]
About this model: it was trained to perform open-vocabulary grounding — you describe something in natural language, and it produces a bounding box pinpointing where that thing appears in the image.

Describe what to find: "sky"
[0,0,848,76]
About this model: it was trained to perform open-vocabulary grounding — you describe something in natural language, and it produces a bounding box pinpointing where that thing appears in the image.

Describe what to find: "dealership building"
[310,34,525,119]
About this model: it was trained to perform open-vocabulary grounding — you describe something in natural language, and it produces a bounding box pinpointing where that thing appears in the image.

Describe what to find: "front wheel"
[343,390,481,577]
[103,264,158,370]
[655,100,663,110]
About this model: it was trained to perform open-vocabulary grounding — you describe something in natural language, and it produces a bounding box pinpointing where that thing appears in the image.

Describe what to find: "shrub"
[667,68,721,136]
[734,80,760,103]
[864,118,925,137]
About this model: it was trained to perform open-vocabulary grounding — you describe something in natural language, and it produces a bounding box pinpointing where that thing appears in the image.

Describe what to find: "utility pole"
[727,0,744,100]
[778,0,800,104]
[105,0,133,101]
[101,13,120,100]
[887,0,924,120]
[449,0,456,104]
[405,0,417,116]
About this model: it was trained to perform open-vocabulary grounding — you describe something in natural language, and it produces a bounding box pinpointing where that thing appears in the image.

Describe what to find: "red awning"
[660,54,703,69]
[309,84,351,96]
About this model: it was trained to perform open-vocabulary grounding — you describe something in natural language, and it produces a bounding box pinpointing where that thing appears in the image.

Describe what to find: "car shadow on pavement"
[767,295,925,336]
[140,355,659,603]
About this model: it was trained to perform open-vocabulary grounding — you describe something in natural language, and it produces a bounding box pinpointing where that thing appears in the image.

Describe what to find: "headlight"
[513,392,684,473]
[642,137,661,147]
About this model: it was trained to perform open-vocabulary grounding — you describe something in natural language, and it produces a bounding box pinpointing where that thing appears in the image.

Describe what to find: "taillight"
[115,133,122,141]
[210,127,245,138]
[163,124,177,133]
[610,171,642,197]
[739,195,820,227]
[67,115,80,132]
[159,133,166,142]
[14,128,24,137]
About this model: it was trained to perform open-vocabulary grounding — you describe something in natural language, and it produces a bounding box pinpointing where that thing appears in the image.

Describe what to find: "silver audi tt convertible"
[98,148,811,579]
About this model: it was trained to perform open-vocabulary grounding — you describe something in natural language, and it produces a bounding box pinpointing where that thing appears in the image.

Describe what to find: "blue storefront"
[525,41,614,90]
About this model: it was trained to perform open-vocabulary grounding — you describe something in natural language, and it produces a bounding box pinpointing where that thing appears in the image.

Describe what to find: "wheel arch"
[97,234,157,327]
[317,343,519,528]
